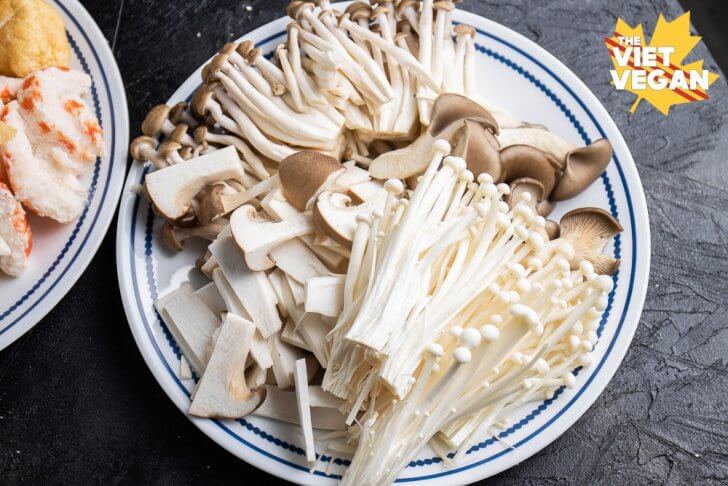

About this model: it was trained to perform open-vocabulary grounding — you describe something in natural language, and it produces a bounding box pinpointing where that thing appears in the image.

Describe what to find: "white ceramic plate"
[0,0,128,351]
[117,7,650,485]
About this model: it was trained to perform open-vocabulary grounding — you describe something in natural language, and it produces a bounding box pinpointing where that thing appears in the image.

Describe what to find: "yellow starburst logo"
[605,12,719,115]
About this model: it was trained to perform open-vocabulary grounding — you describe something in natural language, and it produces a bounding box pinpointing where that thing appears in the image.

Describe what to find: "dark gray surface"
[1,0,727,484]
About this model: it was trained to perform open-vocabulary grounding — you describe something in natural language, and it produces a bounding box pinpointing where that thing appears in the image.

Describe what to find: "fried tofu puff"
[0,0,71,77]
[0,181,31,276]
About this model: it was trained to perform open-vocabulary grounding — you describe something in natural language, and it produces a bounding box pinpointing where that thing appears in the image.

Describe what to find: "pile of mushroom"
[130,1,623,483]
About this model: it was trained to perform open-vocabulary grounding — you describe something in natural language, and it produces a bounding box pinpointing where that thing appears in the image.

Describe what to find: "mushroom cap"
[345,1,372,21]
[158,140,182,157]
[162,221,184,252]
[169,123,189,144]
[246,47,262,65]
[197,184,227,226]
[545,220,561,240]
[396,0,419,16]
[560,207,623,275]
[279,151,343,211]
[452,120,502,181]
[191,84,214,118]
[372,5,390,17]
[429,93,499,137]
[504,177,545,209]
[141,104,171,136]
[130,135,158,161]
[193,124,209,143]
[169,102,188,124]
[550,138,613,201]
[179,146,193,160]
[287,0,312,19]
[454,24,476,38]
[536,199,556,217]
[499,144,561,195]
[433,0,455,11]
[237,40,254,59]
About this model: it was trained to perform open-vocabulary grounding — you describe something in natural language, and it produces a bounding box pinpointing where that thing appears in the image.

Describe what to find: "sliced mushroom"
[197,183,227,225]
[230,205,314,271]
[550,138,613,201]
[144,146,244,222]
[189,313,266,419]
[313,190,386,249]
[279,151,343,211]
[368,93,499,179]
[161,218,228,252]
[559,207,623,275]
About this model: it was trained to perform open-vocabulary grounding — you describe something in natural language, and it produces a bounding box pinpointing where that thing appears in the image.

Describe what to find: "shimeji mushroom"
[142,104,196,147]
[144,146,245,222]
[559,207,623,275]
[189,314,267,419]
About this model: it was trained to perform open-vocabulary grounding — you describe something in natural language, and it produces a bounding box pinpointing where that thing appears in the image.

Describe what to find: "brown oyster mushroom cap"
[197,184,227,225]
[550,138,613,201]
[504,177,545,210]
[499,144,561,195]
[545,220,561,240]
[429,93,499,137]
[452,120,502,181]
[559,207,623,275]
[130,135,158,162]
[279,151,343,211]
[141,105,171,136]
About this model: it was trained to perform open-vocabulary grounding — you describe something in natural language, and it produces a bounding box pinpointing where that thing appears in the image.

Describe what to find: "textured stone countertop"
[1,0,727,484]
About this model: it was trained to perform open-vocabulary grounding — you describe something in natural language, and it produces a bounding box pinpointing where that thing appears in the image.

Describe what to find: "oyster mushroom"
[499,144,561,195]
[278,150,343,211]
[559,207,623,275]
[550,138,613,201]
[369,93,498,179]
[451,119,501,180]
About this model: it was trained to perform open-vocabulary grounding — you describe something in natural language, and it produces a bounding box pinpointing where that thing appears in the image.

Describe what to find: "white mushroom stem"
[197,129,269,180]
[276,45,308,113]
[416,0,435,124]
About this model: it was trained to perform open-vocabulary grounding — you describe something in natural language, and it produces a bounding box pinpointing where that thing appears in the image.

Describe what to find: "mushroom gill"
[499,144,561,195]
[559,207,623,275]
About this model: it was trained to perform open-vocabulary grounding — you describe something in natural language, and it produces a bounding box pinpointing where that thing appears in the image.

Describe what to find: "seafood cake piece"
[17,67,104,164]
[0,67,104,223]
[0,75,20,103]
[1,100,86,222]
[0,181,31,276]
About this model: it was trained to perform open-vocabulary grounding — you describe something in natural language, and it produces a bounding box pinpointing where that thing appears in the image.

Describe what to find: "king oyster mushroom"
[278,151,343,211]
[559,207,623,275]
[144,145,245,222]
[313,190,387,249]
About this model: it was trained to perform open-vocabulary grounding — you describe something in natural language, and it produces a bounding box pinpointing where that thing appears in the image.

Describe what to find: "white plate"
[0,0,128,351]
[116,7,650,485]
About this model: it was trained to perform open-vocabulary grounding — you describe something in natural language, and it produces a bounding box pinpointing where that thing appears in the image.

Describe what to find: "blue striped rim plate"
[0,0,128,351]
[116,5,650,484]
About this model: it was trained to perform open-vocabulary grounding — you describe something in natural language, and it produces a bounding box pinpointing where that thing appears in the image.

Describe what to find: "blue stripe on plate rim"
[127,28,638,482]
[0,0,117,337]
